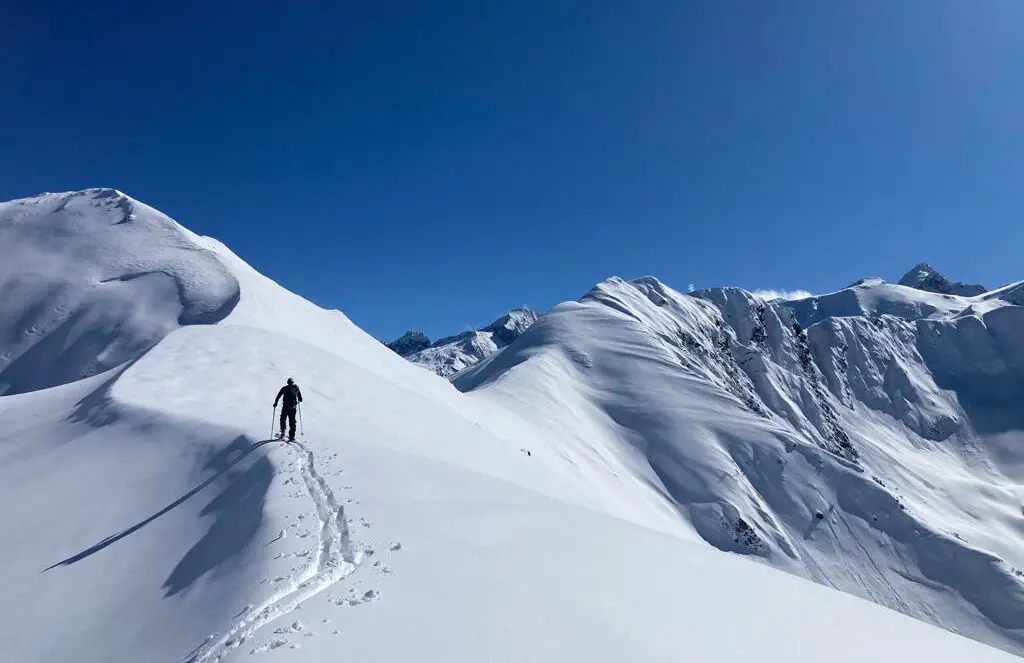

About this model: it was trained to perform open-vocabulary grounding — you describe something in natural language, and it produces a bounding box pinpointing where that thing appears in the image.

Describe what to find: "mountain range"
[385,308,539,377]
[1,188,1022,663]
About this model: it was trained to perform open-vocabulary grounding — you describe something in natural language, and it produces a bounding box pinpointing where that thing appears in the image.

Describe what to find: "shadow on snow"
[43,435,278,594]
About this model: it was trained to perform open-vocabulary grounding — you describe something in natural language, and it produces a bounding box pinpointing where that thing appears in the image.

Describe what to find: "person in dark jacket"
[274,378,303,440]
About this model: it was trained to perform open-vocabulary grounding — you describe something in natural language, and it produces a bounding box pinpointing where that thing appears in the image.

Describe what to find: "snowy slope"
[0,188,1021,663]
[457,273,1024,656]
[386,308,538,377]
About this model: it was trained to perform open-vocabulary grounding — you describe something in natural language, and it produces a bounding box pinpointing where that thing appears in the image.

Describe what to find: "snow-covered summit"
[387,307,540,377]
[0,188,241,395]
[898,261,987,296]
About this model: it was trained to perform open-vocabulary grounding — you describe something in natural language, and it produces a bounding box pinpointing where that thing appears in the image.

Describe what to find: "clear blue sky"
[2,1,1022,341]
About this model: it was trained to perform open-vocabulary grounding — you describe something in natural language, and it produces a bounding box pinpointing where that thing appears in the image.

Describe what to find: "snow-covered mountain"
[386,308,539,377]
[456,271,1024,656]
[1,188,1022,663]
[898,261,988,296]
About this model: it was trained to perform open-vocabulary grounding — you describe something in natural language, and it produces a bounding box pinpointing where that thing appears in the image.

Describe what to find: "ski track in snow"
[185,439,363,663]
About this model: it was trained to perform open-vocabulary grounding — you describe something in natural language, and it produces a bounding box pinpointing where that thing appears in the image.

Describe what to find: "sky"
[2,1,1022,341]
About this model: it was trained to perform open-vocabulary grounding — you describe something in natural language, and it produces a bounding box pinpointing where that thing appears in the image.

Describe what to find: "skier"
[273,377,303,441]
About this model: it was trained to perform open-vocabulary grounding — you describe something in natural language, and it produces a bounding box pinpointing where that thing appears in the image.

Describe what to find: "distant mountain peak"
[481,307,540,345]
[387,307,540,377]
[898,262,986,297]
[386,331,432,357]
[898,262,940,286]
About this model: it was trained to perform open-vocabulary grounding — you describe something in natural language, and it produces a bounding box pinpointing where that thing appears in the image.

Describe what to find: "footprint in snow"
[332,588,378,606]
[272,618,303,635]
[249,638,289,655]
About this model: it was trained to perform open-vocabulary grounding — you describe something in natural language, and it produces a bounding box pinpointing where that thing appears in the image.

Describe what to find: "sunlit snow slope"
[457,272,1024,655]
[0,189,1020,663]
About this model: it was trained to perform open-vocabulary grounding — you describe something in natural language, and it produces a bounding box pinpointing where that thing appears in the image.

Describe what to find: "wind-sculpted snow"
[0,188,239,395]
[457,272,1024,656]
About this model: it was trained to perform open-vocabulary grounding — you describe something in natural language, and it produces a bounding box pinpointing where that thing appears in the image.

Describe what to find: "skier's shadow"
[42,436,277,573]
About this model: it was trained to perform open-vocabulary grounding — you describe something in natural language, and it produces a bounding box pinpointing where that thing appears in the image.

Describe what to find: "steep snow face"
[899,262,987,297]
[0,188,239,395]
[456,274,1024,656]
[390,308,539,377]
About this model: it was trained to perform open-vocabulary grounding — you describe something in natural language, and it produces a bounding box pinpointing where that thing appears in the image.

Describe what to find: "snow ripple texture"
[186,440,361,663]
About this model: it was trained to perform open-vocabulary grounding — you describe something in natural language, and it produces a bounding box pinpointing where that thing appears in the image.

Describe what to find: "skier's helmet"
[287,377,294,385]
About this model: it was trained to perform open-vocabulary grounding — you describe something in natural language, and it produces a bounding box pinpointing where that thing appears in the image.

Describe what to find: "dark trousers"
[280,407,297,438]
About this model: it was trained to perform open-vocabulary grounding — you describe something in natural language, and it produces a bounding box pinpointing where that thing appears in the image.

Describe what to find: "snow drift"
[0,189,1021,663]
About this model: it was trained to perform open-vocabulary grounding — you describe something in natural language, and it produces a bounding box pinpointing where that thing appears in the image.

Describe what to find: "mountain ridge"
[456,271,1024,655]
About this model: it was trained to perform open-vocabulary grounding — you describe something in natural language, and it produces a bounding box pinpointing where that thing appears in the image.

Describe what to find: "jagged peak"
[898,262,940,287]
[388,306,541,377]
[898,262,986,297]
[385,330,431,357]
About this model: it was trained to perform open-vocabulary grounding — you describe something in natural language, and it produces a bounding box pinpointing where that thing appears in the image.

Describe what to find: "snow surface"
[387,308,539,377]
[1,189,1022,662]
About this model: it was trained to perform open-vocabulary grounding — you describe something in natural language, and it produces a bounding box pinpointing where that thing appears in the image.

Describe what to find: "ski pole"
[298,403,304,437]
[271,404,277,439]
